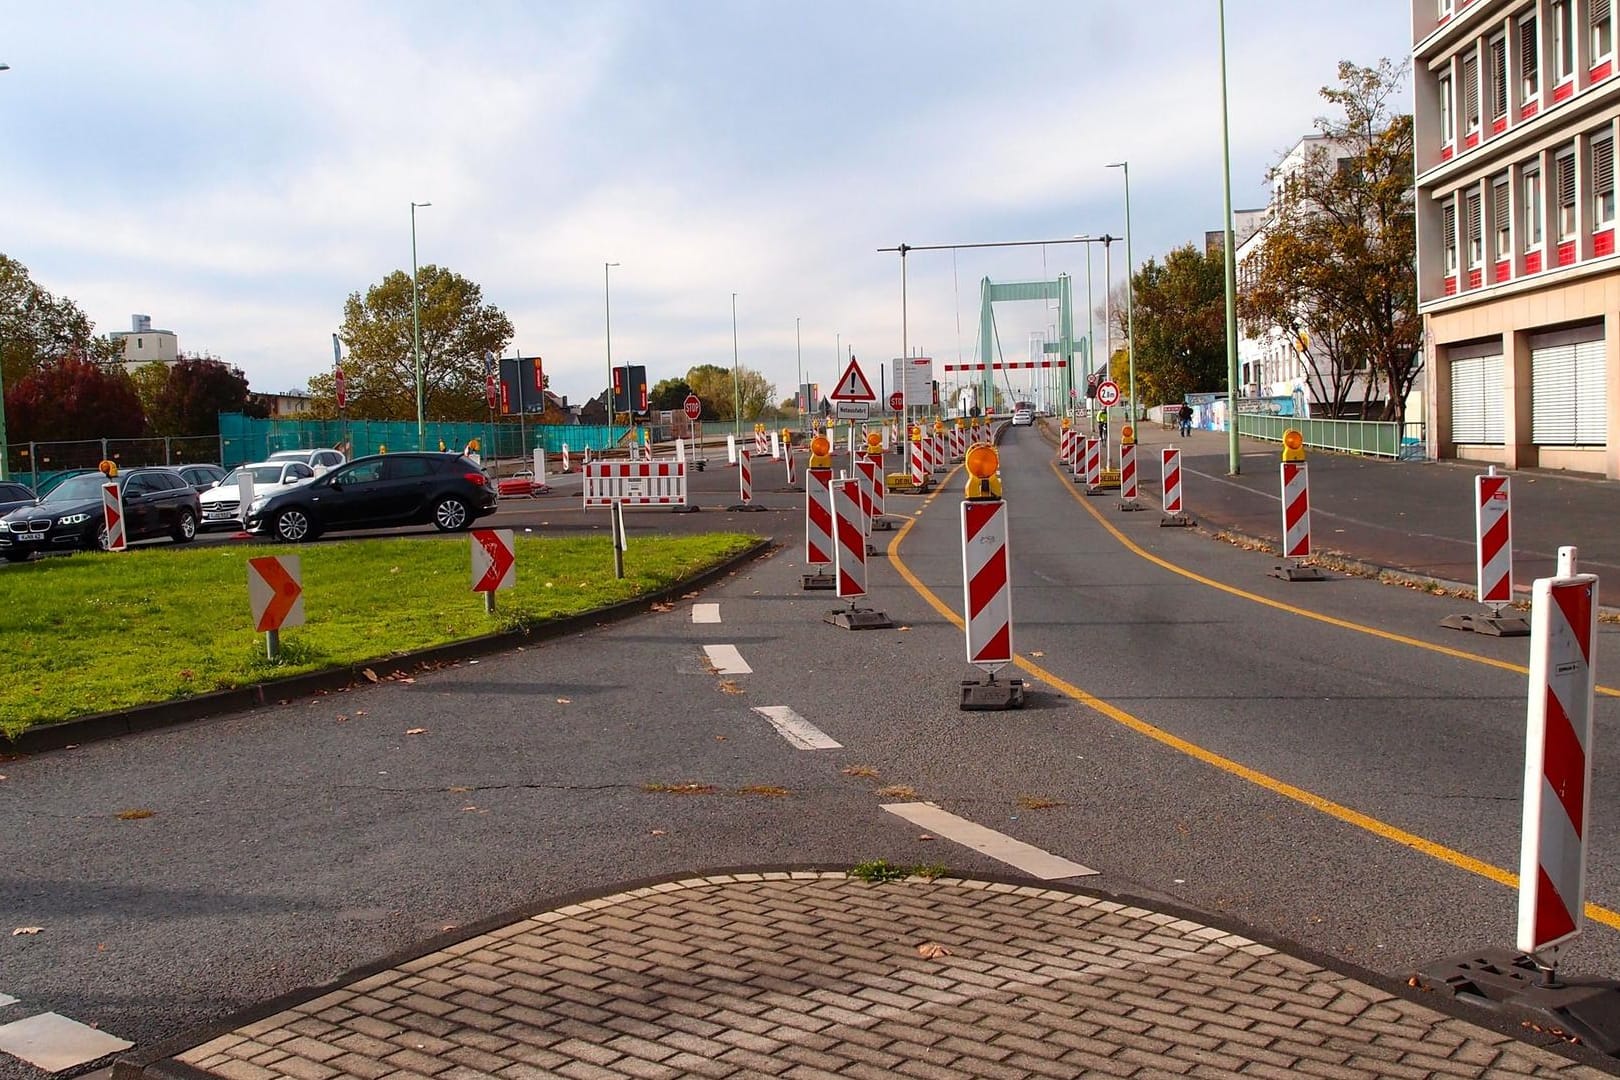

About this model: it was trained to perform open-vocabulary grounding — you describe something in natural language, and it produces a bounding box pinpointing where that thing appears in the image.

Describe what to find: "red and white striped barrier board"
[561,444,571,473]
[1119,444,1138,501]
[943,360,1067,372]
[934,431,948,473]
[961,499,1013,673]
[785,443,796,485]
[770,431,781,460]
[582,461,689,507]
[1162,448,1184,514]
[1060,428,1074,466]
[1280,462,1311,558]
[470,529,516,592]
[1517,548,1598,955]
[726,434,737,466]
[832,477,866,600]
[1477,470,1514,605]
[1083,437,1101,485]
[869,453,886,518]
[755,430,768,457]
[102,481,127,552]
[911,440,927,488]
[951,426,966,461]
[805,466,834,570]
[855,458,878,535]
[737,449,753,505]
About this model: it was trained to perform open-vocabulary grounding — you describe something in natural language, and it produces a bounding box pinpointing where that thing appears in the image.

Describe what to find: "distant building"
[109,314,180,370]
[253,391,315,418]
[578,396,608,425]
[1204,210,1267,257]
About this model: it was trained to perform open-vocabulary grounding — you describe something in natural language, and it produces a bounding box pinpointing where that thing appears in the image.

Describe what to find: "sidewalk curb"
[3,536,776,758]
[105,865,1615,1080]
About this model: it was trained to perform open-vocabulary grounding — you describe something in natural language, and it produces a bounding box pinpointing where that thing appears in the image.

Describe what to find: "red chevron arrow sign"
[248,555,305,632]
[471,529,516,593]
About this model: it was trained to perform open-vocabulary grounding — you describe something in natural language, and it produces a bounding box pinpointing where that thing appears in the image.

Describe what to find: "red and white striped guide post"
[1517,546,1598,960]
[1477,467,1513,607]
[1162,448,1184,515]
[855,457,878,537]
[832,477,866,600]
[102,481,127,552]
[951,426,966,461]
[1119,444,1139,502]
[755,429,768,457]
[911,439,927,489]
[785,442,796,485]
[868,452,886,520]
[737,450,753,506]
[932,429,947,473]
[805,466,834,572]
[1060,428,1074,466]
[1083,437,1101,486]
[1280,462,1311,559]
[961,498,1012,674]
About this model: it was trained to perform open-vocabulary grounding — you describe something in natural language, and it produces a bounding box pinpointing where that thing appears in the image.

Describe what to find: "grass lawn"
[0,532,759,735]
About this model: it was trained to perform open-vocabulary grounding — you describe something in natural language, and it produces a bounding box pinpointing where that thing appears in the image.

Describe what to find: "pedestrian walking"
[1178,402,1193,438]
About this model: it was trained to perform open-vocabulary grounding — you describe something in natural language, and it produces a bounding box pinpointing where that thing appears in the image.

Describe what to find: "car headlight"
[58,513,93,526]
[248,496,270,513]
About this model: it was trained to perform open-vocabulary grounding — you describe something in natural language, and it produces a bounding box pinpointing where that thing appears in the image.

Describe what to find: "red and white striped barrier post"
[959,444,1024,709]
[785,440,797,486]
[1117,426,1142,512]
[1272,431,1326,580]
[855,457,877,545]
[910,430,928,491]
[951,423,966,461]
[1444,466,1528,635]
[1060,424,1074,467]
[1517,545,1598,973]
[726,434,737,467]
[932,425,947,474]
[728,449,765,512]
[1083,436,1102,491]
[755,426,768,458]
[1159,447,1192,527]
[801,442,836,590]
[824,475,893,630]
[561,444,572,473]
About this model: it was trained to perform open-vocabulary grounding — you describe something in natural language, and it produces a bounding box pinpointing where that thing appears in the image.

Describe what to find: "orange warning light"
[810,436,830,457]
[866,431,882,450]
[1061,417,1071,430]
[1282,428,1305,462]
[1120,424,1135,446]
[965,445,999,479]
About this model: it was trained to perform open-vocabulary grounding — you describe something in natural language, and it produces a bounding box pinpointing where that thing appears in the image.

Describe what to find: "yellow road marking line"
[885,471,1620,932]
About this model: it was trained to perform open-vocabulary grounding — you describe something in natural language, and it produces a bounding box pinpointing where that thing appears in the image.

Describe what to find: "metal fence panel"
[215,414,625,467]
[1235,414,1400,458]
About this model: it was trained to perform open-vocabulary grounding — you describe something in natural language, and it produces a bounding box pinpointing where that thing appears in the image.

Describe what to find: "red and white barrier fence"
[1280,462,1311,558]
[737,449,753,506]
[1477,468,1513,605]
[1517,546,1598,959]
[582,461,689,507]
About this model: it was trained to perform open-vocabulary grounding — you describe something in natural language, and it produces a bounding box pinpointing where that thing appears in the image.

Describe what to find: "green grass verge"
[1,532,759,735]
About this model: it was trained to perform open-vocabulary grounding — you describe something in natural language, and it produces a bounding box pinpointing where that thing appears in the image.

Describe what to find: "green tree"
[0,254,120,391]
[129,361,171,425]
[1129,244,1229,406]
[1238,59,1419,422]
[5,356,144,442]
[148,356,262,435]
[649,377,693,412]
[318,265,514,421]
[683,364,733,421]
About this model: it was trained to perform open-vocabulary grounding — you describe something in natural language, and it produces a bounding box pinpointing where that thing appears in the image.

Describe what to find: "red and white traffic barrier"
[755,429,768,457]
[1119,444,1139,503]
[1281,462,1311,558]
[951,426,966,461]
[770,430,781,460]
[911,439,927,489]
[961,499,1013,672]
[1084,436,1101,487]
[1517,546,1598,960]
[561,444,572,473]
[785,443,796,485]
[832,477,866,600]
[1162,448,1184,513]
[1478,467,1513,605]
[1060,428,1074,466]
[102,481,127,552]
[804,466,834,579]
[737,449,753,506]
[855,457,878,537]
[582,461,689,507]
[869,452,886,522]
[932,430,947,474]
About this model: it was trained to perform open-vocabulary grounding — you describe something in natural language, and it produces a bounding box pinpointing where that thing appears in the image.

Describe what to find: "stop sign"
[683,394,702,420]
[888,391,903,411]
[335,367,347,410]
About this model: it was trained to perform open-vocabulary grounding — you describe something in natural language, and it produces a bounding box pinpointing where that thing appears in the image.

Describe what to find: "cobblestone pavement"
[119,873,1611,1080]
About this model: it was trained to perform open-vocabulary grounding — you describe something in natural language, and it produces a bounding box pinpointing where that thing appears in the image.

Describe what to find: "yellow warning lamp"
[866,430,882,453]
[809,435,832,468]
[963,444,1003,500]
[1061,416,1071,430]
[955,418,965,430]
[1120,424,1136,447]
[378,444,388,454]
[438,439,448,452]
[909,424,922,443]
[98,459,118,478]
[781,428,793,447]
[1281,428,1306,462]
[467,438,481,452]
[933,419,945,434]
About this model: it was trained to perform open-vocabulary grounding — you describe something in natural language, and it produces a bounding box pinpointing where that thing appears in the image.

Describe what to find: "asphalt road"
[5,428,1620,1078]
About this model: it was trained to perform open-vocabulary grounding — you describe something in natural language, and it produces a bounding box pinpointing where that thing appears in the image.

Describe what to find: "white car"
[199,461,317,529]
[268,447,347,476]
[1011,409,1034,426]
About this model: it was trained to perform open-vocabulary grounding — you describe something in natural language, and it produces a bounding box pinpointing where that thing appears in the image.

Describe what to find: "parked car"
[199,460,317,529]
[0,481,37,517]
[267,448,347,476]
[175,463,228,493]
[244,453,497,543]
[0,468,201,562]
[1012,408,1034,426]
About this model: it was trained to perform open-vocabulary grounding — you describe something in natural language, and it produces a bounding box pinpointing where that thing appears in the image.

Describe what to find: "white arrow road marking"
[701,644,751,675]
[0,1013,133,1072]
[881,802,1098,880]
[751,706,842,750]
[692,603,721,624]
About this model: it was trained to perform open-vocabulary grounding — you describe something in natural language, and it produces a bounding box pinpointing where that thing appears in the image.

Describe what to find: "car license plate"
[205,511,233,519]
[16,532,43,541]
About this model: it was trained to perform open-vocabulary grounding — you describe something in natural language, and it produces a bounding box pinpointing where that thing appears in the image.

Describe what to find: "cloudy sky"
[2,1,1411,409]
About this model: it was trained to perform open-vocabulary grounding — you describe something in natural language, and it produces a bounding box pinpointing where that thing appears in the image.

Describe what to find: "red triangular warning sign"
[829,356,876,402]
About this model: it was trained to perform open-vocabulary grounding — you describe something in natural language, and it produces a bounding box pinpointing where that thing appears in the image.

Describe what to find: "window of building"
[1594,0,1614,63]
[1557,149,1577,238]
[1466,190,1484,265]
[1554,0,1575,83]
[1443,199,1459,274]
[137,338,143,349]
[1463,50,1482,136]
[1438,0,1454,18]
[1594,134,1616,227]
[1494,178,1513,258]
[1522,14,1542,101]
[1439,74,1455,149]
[1525,165,1545,248]
[1490,35,1509,121]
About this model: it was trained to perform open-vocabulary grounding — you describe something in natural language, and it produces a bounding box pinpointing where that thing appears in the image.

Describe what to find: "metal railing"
[1235,413,1402,458]
[3,436,220,492]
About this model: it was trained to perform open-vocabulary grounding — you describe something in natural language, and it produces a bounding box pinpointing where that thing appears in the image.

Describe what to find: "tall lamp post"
[1105,162,1137,424]
[730,293,741,438]
[1218,0,1242,475]
[410,200,432,450]
[0,63,11,481]
[604,262,620,448]
[795,316,804,432]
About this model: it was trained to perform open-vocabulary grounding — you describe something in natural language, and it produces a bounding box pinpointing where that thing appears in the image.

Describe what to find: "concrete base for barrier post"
[960,672,1026,711]
[1159,512,1194,528]
[800,568,836,591]
[823,603,894,630]
[1269,558,1328,581]
[1440,607,1531,636]
[1415,947,1620,1056]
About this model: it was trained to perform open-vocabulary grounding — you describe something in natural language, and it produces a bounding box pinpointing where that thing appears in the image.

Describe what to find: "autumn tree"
[0,254,121,391]
[649,377,694,412]
[1128,244,1228,405]
[148,356,263,435]
[682,364,775,422]
[1238,59,1419,423]
[5,356,145,442]
[313,265,513,421]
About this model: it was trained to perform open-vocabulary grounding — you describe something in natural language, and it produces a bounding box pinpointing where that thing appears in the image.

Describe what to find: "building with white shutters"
[1416,0,1620,476]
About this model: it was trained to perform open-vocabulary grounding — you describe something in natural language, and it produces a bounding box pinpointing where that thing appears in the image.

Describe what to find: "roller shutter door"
[1531,325,1607,445]
[1450,345,1505,444]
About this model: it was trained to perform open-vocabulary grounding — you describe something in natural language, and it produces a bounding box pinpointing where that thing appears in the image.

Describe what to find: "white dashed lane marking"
[751,706,842,750]
[0,1012,133,1072]
[701,644,751,675]
[0,994,15,1008]
[881,802,1098,880]
[692,603,721,624]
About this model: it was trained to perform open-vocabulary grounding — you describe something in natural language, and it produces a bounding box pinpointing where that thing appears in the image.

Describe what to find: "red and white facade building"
[1417,0,1620,476]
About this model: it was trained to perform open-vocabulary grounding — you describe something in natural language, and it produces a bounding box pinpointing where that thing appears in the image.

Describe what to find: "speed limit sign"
[1096,380,1121,407]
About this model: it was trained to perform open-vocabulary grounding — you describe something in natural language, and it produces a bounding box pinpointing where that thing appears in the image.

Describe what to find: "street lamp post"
[0,63,11,480]
[1105,163,1137,424]
[604,262,620,449]
[795,316,803,432]
[731,293,740,438]
[1218,0,1242,475]
[410,200,432,450]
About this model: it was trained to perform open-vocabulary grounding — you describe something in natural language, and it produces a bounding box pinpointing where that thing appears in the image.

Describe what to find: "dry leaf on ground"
[718,680,744,694]
[916,942,952,959]
[842,765,879,778]
[877,784,918,799]
[405,728,427,736]
[12,927,42,936]
[556,697,572,704]
[116,809,156,820]
[362,668,379,683]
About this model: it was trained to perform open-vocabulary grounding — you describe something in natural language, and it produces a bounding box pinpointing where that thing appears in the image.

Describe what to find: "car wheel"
[3,550,30,563]
[93,523,110,552]
[172,508,198,543]
[433,497,470,532]
[274,508,315,543]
